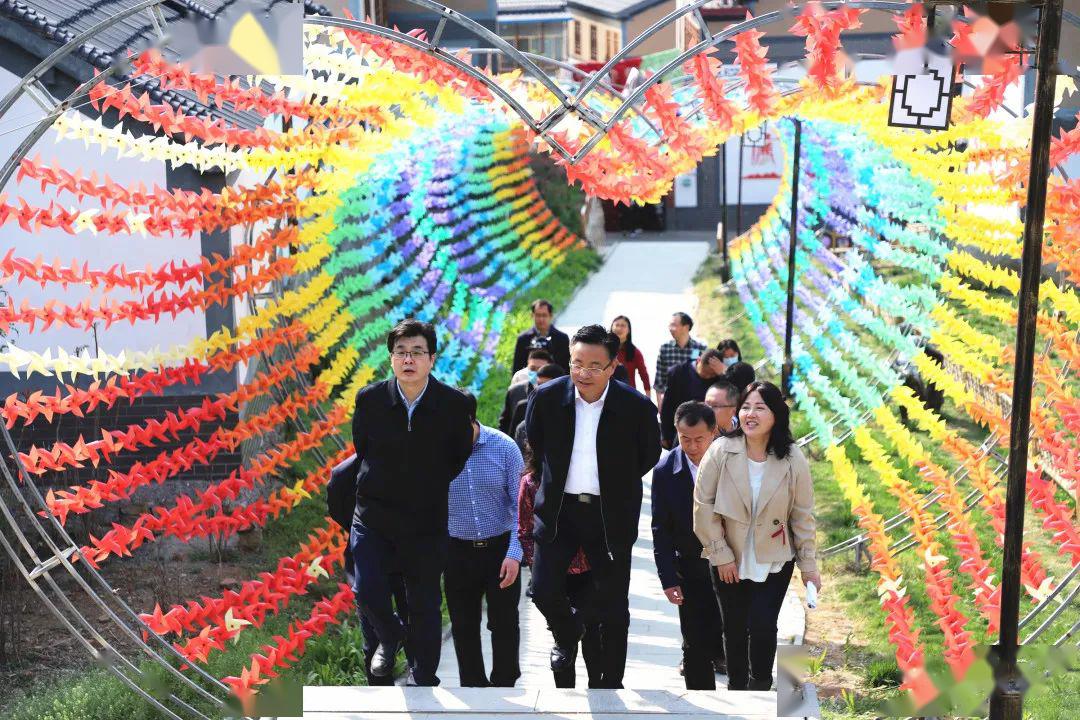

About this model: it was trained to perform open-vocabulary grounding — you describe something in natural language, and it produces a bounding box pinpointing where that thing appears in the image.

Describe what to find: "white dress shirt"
[687,457,700,483]
[564,383,609,495]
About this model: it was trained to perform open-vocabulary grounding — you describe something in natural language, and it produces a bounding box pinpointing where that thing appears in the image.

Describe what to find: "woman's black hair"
[735,380,794,459]
[521,441,542,479]
[716,338,742,361]
[610,315,638,362]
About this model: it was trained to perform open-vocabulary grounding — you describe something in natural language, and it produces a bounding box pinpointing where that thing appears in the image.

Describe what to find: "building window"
[501,21,566,62]
[573,20,581,57]
[589,24,597,61]
[605,29,619,60]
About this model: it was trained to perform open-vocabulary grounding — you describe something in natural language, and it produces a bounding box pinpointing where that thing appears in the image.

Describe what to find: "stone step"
[302,686,820,718]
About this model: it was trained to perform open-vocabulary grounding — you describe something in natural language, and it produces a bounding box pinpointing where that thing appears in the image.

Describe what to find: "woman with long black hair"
[692,381,820,691]
[610,315,651,397]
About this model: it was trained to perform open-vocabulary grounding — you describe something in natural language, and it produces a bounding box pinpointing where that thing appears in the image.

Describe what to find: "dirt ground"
[0,525,262,711]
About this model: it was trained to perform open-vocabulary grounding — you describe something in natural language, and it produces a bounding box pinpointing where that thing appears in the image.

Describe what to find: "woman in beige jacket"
[692,380,820,691]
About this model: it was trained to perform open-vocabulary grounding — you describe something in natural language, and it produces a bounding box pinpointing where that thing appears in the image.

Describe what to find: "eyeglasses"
[569,361,612,376]
[390,350,430,360]
[708,403,738,409]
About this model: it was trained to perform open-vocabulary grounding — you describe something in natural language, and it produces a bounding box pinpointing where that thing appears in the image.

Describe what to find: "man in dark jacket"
[525,324,661,689]
[660,349,725,449]
[328,454,410,686]
[511,299,570,373]
[350,319,474,687]
[652,402,724,690]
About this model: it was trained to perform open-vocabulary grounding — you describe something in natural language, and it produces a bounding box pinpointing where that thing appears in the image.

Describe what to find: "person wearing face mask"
[692,381,820,692]
[512,364,567,454]
[508,348,553,389]
[500,350,554,434]
[716,338,742,368]
[659,349,727,450]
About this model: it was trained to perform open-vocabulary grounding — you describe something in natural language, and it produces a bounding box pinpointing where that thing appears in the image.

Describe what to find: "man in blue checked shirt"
[446,391,526,687]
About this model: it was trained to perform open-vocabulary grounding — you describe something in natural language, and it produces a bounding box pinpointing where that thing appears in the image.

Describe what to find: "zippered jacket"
[350,376,474,536]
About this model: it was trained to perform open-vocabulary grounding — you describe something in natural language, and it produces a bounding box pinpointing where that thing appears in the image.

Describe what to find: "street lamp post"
[781,117,802,399]
[990,1,1062,719]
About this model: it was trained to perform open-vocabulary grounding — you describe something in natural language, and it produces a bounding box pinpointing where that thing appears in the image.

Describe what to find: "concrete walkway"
[303,240,815,718]
[556,237,713,380]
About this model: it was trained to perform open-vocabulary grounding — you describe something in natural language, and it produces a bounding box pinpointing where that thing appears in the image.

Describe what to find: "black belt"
[450,532,509,549]
[563,492,599,504]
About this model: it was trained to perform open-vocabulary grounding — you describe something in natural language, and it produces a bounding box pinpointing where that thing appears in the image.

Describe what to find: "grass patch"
[476,246,601,427]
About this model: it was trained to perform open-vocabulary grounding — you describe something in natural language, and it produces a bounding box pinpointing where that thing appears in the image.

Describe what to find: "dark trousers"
[554,571,604,689]
[531,496,633,689]
[444,533,522,687]
[675,555,723,690]
[359,573,410,686]
[351,521,448,686]
[712,559,795,691]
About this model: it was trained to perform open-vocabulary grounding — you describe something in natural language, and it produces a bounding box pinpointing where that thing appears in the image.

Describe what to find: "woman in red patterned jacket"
[518,444,604,688]
[611,315,651,397]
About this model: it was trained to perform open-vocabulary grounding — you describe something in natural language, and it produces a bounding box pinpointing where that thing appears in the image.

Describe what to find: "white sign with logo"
[674,171,698,207]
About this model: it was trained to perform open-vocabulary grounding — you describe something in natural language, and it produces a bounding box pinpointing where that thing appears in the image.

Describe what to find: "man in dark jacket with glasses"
[349,319,474,686]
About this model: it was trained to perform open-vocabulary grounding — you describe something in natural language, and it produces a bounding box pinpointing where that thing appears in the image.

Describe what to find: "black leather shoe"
[549,643,577,673]
[371,642,398,677]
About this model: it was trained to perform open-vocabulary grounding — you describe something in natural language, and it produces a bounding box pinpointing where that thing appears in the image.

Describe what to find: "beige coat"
[692,435,817,575]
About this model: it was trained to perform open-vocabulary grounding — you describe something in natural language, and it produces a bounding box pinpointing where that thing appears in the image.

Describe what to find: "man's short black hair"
[709,380,740,404]
[673,312,693,330]
[531,299,554,314]
[675,401,716,430]
[571,324,619,361]
[537,363,567,381]
[699,348,722,365]
[386,319,437,355]
[461,390,477,422]
[527,348,554,363]
[724,361,756,394]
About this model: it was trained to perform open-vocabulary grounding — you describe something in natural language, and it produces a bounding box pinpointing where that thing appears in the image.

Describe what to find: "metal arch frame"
[564,0,916,162]
[464,47,665,141]
[309,12,607,163]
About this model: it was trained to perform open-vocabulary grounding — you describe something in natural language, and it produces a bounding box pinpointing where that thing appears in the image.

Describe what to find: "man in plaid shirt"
[654,312,708,409]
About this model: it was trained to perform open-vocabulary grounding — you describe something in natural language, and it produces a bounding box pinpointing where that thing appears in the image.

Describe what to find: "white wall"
[0,64,208,359]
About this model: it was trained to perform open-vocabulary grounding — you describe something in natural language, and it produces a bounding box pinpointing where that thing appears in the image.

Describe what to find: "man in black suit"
[511,299,570,373]
[651,401,724,690]
[660,348,725,449]
[350,319,474,686]
[328,454,410,685]
[525,324,661,689]
[499,348,556,435]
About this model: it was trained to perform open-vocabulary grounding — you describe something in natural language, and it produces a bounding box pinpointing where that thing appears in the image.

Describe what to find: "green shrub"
[863,658,902,687]
[476,247,600,427]
[528,153,585,236]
